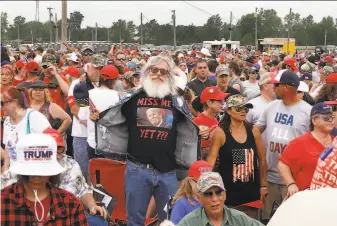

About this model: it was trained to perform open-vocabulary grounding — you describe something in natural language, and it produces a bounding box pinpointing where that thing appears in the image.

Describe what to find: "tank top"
[219,126,260,206]
[39,102,53,124]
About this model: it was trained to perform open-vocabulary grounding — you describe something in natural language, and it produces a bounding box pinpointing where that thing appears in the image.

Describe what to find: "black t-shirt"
[192,86,240,113]
[187,78,216,97]
[121,91,184,173]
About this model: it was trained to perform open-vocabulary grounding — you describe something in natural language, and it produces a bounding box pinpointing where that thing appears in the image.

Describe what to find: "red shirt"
[194,113,219,148]
[26,195,51,224]
[13,77,27,87]
[42,75,70,110]
[1,183,88,226]
[279,132,333,190]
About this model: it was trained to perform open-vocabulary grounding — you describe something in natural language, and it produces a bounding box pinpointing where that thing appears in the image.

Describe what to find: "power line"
[182,1,230,23]
[142,14,150,22]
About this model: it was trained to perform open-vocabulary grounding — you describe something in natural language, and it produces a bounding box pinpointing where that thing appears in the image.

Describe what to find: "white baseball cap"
[9,133,65,176]
[67,53,79,62]
[298,81,309,93]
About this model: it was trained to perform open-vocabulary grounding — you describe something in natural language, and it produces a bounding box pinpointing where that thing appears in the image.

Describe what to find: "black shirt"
[192,86,240,113]
[187,77,216,97]
[121,91,184,173]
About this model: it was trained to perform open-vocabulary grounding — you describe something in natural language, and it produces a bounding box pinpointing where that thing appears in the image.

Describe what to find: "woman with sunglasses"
[278,102,335,198]
[207,94,267,219]
[242,67,261,101]
[2,87,51,160]
[28,80,72,134]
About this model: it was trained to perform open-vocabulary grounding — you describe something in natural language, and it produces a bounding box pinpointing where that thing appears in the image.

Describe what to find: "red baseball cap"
[325,56,334,64]
[43,128,64,147]
[200,86,229,104]
[15,60,26,69]
[188,160,212,180]
[284,58,298,71]
[324,99,337,105]
[64,66,81,78]
[100,65,119,80]
[326,73,337,83]
[25,60,40,73]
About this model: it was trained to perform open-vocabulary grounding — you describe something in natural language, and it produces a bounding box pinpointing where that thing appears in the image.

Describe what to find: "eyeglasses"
[0,99,13,107]
[234,106,249,113]
[150,67,169,76]
[315,114,335,122]
[198,66,208,70]
[202,189,224,198]
[83,52,93,56]
[116,58,126,61]
[240,77,246,81]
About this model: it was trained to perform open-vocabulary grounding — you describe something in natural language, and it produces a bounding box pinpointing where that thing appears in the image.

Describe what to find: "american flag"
[232,148,255,183]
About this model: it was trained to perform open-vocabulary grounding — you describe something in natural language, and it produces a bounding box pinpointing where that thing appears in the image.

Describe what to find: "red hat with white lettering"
[200,86,229,104]
[188,160,212,180]
[100,64,119,80]
[9,133,65,176]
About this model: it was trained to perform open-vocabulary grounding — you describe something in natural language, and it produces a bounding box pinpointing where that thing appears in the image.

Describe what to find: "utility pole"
[107,27,110,43]
[172,10,176,49]
[92,27,94,42]
[95,22,98,41]
[324,29,327,48]
[47,7,54,43]
[287,8,292,55]
[17,25,20,47]
[140,13,143,46]
[229,11,233,40]
[255,8,258,50]
[61,0,67,51]
[31,29,33,44]
[55,13,58,43]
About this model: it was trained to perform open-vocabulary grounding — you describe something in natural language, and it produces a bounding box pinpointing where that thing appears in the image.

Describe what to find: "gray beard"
[142,76,174,98]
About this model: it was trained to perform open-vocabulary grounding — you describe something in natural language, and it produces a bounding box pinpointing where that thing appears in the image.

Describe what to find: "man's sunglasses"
[202,189,224,198]
[240,77,246,81]
[234,106,250,113]
[83,52,94,56]
[0,99,13,107]
[198,66,208,70]
[150,67,169,76]
[116,58,126,61]
[42,65,50,69]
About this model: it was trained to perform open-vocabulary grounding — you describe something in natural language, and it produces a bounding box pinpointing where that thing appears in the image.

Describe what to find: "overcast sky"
[1,1,336,28]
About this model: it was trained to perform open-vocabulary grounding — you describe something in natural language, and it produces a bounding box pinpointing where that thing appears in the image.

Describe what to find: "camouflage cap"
[197,172,226,193]
[215,65,229,76]
[121,71,135,86]
[41,53,56,67]
[91,54,106,68]
[226,94,253,109]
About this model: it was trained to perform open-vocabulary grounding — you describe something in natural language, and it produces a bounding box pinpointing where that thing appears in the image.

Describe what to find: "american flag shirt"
[232,148,255,183]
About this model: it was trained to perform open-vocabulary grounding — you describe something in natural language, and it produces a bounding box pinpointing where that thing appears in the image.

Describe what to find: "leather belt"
[127,155,155,170]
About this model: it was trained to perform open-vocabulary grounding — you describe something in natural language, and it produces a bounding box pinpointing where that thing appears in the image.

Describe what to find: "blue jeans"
[86,214,108,226]
[125,160,178,226]
[73,137,89,178]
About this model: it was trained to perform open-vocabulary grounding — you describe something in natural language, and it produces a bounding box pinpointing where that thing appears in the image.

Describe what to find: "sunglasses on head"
[234,106,249,112]
[202,189,224,198]
[150,67,169,76]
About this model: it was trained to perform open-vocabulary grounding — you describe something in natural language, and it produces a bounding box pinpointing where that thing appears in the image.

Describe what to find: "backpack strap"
[26,110,35,134]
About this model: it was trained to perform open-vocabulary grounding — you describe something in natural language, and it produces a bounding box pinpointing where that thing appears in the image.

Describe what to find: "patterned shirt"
[1,182,88,226]
[1,154,92,198]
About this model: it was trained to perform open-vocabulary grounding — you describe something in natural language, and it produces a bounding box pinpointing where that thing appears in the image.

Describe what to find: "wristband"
[66,96,76,108]
[287,182,296,188]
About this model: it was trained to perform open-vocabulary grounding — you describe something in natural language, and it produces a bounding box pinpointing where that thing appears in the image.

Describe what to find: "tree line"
[1,9,337,47]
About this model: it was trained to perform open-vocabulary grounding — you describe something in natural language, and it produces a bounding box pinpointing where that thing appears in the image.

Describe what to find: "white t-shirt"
[84,88,120,148]
[3,108,51,161]
[256,100,312,184]
[242,80,260,100]
[34,54,43,65]
[246,96,271,125]
[68,79,88,138]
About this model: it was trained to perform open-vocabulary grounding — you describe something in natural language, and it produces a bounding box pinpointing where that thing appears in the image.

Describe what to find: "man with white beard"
[90,55,209,225]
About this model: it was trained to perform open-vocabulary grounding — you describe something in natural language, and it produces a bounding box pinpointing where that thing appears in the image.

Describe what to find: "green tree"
[204,14,223,40]
[69,11,84,41]
[1,12,9,39]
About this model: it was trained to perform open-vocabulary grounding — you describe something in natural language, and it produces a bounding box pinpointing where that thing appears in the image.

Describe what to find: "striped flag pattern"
[232,148,255,183]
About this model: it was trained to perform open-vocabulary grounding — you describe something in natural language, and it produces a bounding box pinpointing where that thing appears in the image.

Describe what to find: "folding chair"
[241,200,264,221]
[89,158,157,226]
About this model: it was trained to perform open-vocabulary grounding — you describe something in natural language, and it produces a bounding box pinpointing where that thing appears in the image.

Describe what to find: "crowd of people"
[1,41,337,226]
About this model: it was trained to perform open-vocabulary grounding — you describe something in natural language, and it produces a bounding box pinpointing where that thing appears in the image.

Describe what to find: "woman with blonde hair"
[29,80,71,134]
[169,161,212,225]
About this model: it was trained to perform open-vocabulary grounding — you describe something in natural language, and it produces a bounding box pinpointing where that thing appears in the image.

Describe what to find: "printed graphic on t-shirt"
[137,107,173,129]
[232,148,255,183]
